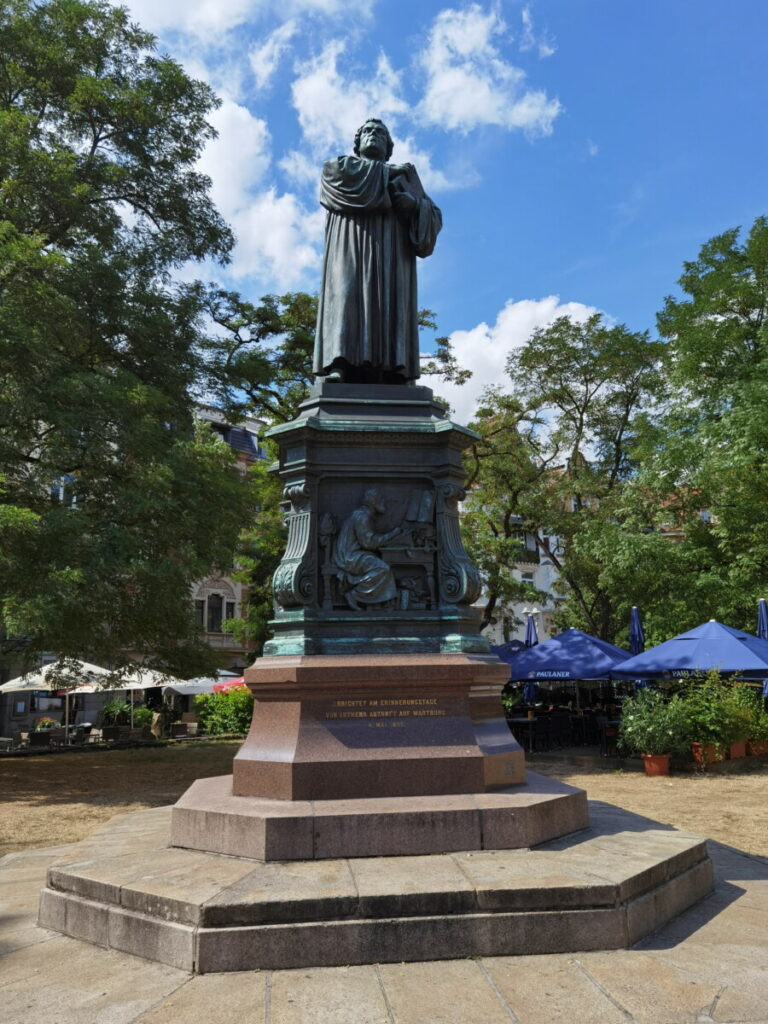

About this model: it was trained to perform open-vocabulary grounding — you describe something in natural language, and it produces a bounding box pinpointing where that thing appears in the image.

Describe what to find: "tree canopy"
[0,0,253,674]
[461,217,768,645]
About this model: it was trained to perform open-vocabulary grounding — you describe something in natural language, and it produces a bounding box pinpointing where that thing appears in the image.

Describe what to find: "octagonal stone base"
[170,771,588,861]
[39,789,714,974]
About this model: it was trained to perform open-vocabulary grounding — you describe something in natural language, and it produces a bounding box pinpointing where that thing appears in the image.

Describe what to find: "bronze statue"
[313,119,442,385]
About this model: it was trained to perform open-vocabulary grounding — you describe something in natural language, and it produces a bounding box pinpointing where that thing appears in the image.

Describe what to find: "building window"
[207,594,223,633]
[521,572,535,585]
[194,582,238,634]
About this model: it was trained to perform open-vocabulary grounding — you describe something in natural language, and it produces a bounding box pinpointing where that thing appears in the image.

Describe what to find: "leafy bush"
[619,689,689,755]
[194,687,253,735]
[132,705,154,726]
[100,699,131,726]
[680,671,759,747]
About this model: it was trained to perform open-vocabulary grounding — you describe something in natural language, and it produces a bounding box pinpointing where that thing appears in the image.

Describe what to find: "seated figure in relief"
[333,489,403,609]
[313,118,442,385]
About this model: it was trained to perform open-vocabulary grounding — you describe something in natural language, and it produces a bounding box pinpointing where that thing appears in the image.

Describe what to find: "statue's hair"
[353,118,394,160]
[362,487,384,507]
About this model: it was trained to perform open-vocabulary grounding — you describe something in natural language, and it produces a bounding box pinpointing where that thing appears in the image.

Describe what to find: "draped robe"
[314,156,442,382]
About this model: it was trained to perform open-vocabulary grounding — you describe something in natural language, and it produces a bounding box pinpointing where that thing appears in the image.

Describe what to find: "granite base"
[39,789,714,974]
[170,771,589,861]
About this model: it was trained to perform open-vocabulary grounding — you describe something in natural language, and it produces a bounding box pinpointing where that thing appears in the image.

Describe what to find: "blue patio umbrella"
[506,628,631,682]
[612,619,768,680]
[490,639,525,664]
[629,606,645,655]
[524,615,539,648]
[756,601,768,698]
[629,606,649,690]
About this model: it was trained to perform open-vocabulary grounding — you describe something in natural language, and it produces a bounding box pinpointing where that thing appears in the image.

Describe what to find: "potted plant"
[747,711,768,756]
[719,685,757,758]
[34,717,58,731]
[719,683,764,757]
[100,698,131,741]
[681,671,729,766]
[619,689,688,775]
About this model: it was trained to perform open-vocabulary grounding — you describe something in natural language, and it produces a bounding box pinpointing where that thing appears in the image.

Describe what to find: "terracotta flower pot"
[728,741,747,759]
[691,742,726,767]
[642,753,671,776]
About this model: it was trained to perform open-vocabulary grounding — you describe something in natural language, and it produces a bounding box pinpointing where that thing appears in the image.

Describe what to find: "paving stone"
[377,959,514,1024]
[711,983,768,1023]
[134,971,266,1023]
[452,848,617,910]
[119,854,258,924]
[270,965,389,1024]
[483,954,631,1024]
[202,858,358,926]
[578,951,722,1024]
[348,852,475,916]
[0,934,185,1024]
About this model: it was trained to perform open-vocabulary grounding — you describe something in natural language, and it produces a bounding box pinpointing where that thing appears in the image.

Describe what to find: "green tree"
[465,315,664,641]
[0,0,253,674]
[638,216,768,633]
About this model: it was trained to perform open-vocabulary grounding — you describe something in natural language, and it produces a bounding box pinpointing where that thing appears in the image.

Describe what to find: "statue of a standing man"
[313,119,442,385]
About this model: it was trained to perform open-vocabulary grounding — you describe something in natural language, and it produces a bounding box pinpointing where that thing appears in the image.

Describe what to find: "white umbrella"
[0,660,112,692]
[0,661,113,740]
[69,668,177,726]
[162,677,219,697]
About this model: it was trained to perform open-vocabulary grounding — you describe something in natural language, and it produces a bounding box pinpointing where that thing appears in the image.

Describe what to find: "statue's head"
[354,119,394,161]
[362,487,387,514]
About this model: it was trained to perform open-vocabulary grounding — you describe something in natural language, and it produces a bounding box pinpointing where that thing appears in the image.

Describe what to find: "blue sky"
[119,0,768,423]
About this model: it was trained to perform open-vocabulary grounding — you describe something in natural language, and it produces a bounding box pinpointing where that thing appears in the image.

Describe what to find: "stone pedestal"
[264,382,487,657]
[231,653,520,802]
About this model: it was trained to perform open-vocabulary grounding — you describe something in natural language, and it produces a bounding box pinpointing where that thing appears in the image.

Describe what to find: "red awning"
[212,677,246,694]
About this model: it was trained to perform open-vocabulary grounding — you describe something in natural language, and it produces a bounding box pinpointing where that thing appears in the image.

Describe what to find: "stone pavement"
[2,802,767,1024]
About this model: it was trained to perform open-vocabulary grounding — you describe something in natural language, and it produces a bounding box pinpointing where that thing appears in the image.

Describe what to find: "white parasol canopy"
[0,660,112,693]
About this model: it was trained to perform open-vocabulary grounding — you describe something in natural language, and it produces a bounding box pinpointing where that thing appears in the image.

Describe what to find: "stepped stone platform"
[171,770,586,861]
[38,774,714,974]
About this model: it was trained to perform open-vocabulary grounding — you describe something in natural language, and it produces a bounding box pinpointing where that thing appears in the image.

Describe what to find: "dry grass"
[1,741,767,859]
[0,740,240,855]
[533,755,768,859]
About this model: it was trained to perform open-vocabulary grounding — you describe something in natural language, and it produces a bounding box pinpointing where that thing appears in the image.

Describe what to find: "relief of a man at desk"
[330,487,436,610]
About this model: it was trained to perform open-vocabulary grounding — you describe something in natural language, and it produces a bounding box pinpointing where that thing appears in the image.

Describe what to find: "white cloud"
[195,101,323,290]
[519,5,556,59]
[248,20,297,90]
[418,3,561,136]
[123,0,374,37]
[197,101,272,222]
[228,190,325,288]
[433,296,598,426]
[124,0,256,36]
[278,149,319,188]
[291,42,408,156]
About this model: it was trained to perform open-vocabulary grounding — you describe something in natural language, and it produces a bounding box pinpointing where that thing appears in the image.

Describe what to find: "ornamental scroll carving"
[272,483,316,608]
[436,483,482,605]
